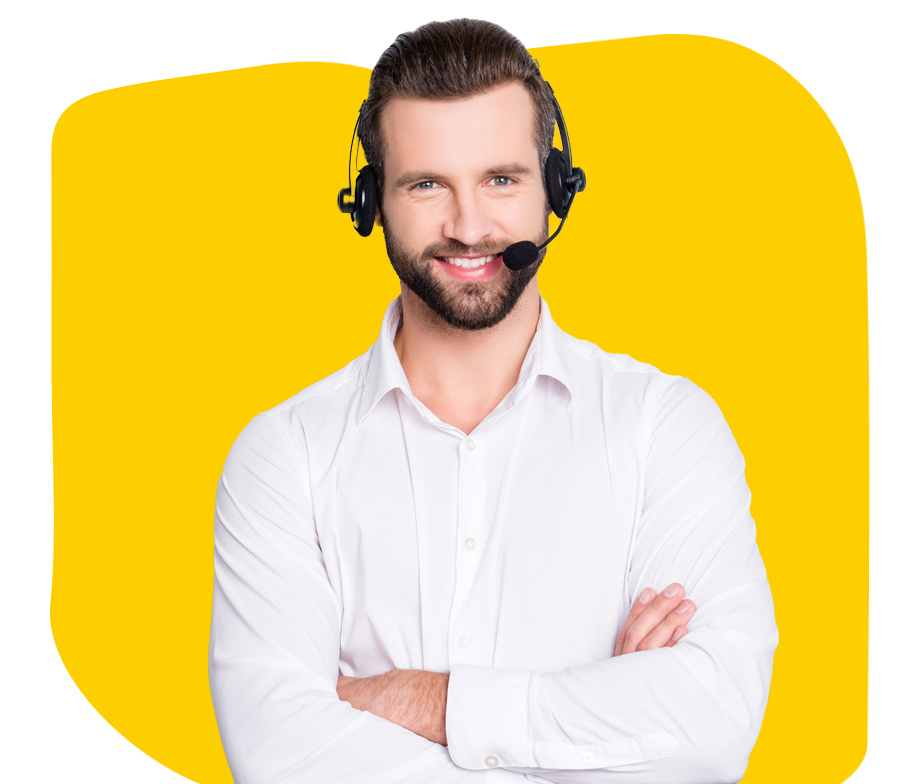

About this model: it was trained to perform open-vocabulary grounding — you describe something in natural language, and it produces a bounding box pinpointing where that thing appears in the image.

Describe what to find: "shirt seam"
[623,373,684,597]
[260,411,317,527]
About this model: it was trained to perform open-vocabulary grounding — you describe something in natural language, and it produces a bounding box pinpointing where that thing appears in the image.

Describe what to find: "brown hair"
[357,19,555,191]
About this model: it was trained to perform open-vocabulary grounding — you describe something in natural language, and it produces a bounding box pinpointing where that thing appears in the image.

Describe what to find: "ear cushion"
[353,165,378,237]
[544,148,570,218]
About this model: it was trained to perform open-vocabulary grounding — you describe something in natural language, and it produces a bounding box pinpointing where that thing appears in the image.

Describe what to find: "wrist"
[392,669,450,746]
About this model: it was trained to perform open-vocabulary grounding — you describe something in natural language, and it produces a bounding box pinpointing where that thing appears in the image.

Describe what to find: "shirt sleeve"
[445,377,779,784]
[208,413,528,784]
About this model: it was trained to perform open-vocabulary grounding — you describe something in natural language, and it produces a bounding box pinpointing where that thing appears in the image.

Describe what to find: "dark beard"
[381,222,547,331]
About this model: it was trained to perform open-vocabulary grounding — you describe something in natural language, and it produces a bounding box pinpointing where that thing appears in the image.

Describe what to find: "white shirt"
[209,296,778,784]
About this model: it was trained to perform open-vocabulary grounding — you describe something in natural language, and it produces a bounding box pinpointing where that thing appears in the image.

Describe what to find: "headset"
[337,82,586,268]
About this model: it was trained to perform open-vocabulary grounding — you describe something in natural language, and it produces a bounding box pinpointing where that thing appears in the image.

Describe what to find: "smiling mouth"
[436,254,500,269]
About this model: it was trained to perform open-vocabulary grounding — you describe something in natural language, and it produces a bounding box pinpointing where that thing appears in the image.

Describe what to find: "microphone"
[502,173,583,270]
[502,240,542,271]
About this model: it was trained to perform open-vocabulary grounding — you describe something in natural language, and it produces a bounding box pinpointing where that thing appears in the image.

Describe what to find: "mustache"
[421,240,513,258]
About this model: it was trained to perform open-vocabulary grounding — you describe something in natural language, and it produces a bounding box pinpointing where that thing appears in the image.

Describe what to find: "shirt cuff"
[445,663,531,770]
[446,662,680,773]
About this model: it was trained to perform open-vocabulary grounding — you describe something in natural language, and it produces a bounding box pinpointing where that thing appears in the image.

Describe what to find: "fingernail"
[664,583,681,598]
[638,588,653,604]
[676,601,690,614]
[672,628,685,642]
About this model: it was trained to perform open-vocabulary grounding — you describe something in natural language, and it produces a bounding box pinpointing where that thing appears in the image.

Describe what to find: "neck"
[393,280,541,434]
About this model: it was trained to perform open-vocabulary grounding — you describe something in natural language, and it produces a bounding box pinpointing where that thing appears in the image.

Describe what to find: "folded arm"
[335,585,697,747]
[208,414,527,784]
[441,377,778,784]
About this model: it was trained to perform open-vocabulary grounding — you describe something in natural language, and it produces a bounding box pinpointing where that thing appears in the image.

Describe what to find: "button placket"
[449,433,486,665]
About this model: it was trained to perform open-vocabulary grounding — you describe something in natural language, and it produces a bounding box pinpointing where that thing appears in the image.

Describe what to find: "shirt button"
[582,751,595,763]
[456,633,470,648]
[464,438,476,452]
[464,537,477,550]
[484,755,499,767]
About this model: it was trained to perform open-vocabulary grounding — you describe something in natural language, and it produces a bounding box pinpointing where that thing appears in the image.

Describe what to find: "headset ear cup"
[544,148,570,218]
[353,166,378,237]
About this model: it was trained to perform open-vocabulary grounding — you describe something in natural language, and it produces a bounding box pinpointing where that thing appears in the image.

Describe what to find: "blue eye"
[491,176,512,186]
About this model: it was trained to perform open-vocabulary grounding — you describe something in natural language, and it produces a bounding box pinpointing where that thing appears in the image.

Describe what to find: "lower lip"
[436,255,504,280]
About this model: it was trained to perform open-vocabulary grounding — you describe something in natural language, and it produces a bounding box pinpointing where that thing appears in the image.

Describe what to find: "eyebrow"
[391,162,536,190]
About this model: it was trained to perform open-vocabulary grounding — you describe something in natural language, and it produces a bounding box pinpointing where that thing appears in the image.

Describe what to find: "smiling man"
[380,80,547,336]
[208,19,777,784]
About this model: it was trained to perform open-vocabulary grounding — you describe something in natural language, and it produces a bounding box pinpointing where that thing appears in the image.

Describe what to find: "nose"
[443,188,495,248]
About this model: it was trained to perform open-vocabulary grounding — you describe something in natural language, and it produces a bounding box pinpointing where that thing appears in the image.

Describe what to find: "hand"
[337,669,449,745]
[614,583,696,656]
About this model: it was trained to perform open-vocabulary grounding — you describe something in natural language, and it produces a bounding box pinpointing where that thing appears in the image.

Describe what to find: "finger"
[615,587,656,656]
[619,583,686,655]
[664,625,689,648]
[636,599,696,652]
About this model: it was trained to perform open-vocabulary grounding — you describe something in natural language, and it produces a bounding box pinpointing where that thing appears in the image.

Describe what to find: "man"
[209,19,777,784]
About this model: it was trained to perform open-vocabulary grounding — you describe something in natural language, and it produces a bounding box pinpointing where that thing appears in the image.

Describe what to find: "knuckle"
[652,595,673,611]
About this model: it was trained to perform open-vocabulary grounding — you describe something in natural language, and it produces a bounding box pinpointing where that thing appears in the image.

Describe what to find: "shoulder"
[552,327,685,406]
[550,324,730,441]
[226,346,374,467]
[556,328,660,376]
[261,349,372,419]
[260,347,373,439]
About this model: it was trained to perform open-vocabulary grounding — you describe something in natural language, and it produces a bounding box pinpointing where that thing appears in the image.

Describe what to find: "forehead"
[378,81,539,180]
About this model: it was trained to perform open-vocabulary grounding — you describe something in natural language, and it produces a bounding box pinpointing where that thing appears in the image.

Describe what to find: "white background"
[1,1,916,780]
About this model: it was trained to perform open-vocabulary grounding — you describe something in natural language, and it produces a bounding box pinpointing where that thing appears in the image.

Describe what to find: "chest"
[312,386,647,674]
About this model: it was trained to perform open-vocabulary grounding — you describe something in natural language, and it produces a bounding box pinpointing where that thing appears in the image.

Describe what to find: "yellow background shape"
[51,35,867,784]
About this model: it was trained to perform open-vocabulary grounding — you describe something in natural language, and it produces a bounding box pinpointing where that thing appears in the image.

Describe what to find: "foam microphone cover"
[502,241,539,270]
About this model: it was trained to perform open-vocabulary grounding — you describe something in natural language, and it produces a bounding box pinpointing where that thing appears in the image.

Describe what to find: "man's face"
[378,81,549,331]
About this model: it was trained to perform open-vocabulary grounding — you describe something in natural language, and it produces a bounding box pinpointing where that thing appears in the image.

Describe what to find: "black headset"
[338,82,586,241]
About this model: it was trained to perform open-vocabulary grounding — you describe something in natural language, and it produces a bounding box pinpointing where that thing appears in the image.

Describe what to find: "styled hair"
[357,19,555,190]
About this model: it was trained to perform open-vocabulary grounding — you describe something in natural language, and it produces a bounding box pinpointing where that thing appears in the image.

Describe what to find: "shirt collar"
[357,295,574,425]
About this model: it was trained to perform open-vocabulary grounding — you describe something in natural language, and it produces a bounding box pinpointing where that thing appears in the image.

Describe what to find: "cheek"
[383,202,429,246]
[517,192,552,232]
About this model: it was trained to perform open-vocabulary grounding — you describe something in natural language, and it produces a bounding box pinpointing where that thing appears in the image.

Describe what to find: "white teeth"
[442,255,496,269]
